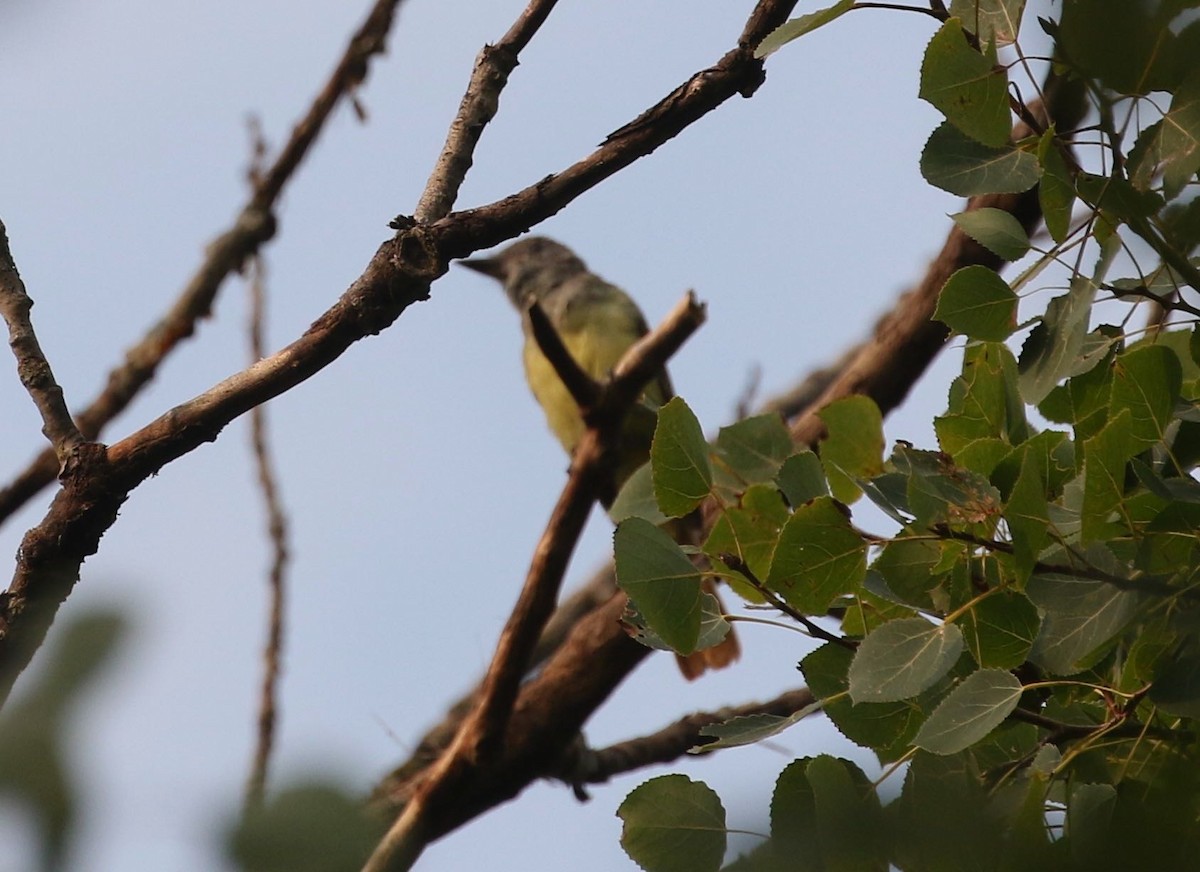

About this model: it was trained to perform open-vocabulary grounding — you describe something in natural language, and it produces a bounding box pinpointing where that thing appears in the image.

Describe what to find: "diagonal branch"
[0,0,408,526]
[415,0,563,222]
[363,296,705,871]
[0,221,84,468]
[527,301,602,409]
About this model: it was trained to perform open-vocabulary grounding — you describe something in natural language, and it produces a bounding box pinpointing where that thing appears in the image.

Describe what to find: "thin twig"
[0,0,408,525]
[0,221,84,468]
[563,688,817,795]
[414,0,562,222]
[527,300,600,409]
[718,554,854,649]
[241,219,291,811]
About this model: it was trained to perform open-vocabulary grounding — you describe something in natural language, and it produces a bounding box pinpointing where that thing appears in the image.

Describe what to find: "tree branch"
[563,687,817,793]
[0,0,408,525]
[242,253,291,813]
[432,0,802,257]
[527,300,601,409]
[0,221,85,467]
[363,295,706,870]
[414,0,563,222]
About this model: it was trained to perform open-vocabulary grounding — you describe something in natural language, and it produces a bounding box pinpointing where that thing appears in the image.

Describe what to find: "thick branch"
[0,221,84,466]
[0,0,407,525]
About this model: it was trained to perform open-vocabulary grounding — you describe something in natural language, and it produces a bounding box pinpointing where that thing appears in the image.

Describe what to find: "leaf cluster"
[617,2,1200,869]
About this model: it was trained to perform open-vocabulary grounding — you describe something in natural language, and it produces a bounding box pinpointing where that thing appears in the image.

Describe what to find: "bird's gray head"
[460,237,588,309]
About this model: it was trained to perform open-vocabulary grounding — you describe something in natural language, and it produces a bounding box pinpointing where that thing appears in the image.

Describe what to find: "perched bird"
[461,236,739,679]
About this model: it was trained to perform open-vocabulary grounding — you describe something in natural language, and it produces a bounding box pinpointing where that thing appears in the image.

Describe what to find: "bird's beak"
[459,255,505,281]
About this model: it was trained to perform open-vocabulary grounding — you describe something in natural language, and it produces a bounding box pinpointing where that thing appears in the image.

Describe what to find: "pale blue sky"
[0,1,1031,868]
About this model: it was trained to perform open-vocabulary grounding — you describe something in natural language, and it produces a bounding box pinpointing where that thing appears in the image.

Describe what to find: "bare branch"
[415,0,563,222]
[0,0,408,525]
[527,300,601,409]
[434,0,802,258]
[0,221,84,467]
[242,250,291,813]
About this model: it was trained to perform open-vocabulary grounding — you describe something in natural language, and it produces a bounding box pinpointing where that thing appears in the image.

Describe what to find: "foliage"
[614,1,1200,869]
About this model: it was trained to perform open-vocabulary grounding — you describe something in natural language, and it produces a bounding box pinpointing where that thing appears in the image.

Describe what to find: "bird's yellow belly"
[524,322,653,453]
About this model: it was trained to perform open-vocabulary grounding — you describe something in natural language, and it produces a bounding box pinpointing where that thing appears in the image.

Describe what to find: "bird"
[460,236,739,679]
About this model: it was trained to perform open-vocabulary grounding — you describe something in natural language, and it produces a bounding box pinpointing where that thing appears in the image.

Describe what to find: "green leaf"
[1076,172,1165,222]
[609,461,670,526]
[871,537,947,611]
[893,445,1003,530]
[920,19,1012,147]
[802,643,933,762]
[766,497,867,614]
[697,701,823,751]
[841,588,919,636]
[948,0,1026,46]
[1149,644,1200,718]
[703,484,789,584]
[1057,0,1181,95]
[1004,447,1051,582]
[1159,67,1200,197]
[1081,409,1137,543]
[914,668,1023,754]
[936,342,1028,474]
[960,590,1041,668]
[777,450,829,506]
[921,121,1040,196]
[771,756,888,870]
[1137,500,1200,575]
[714,413,793,487]
[651,397,713,517]
[1109,344,1183,449]
[1036,331,1117,439]
[754,0,855,58]
[1026,571,1139,674]
[818,395,884,503]
[1018,276,1098,404]
[935,266,1018,341]
[951,208,1031,260]
[618,775,726,872]
[1066,783,1117,867]
[848,618,965,703]
[1038,129,1075,244]
[614,518,703,655]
